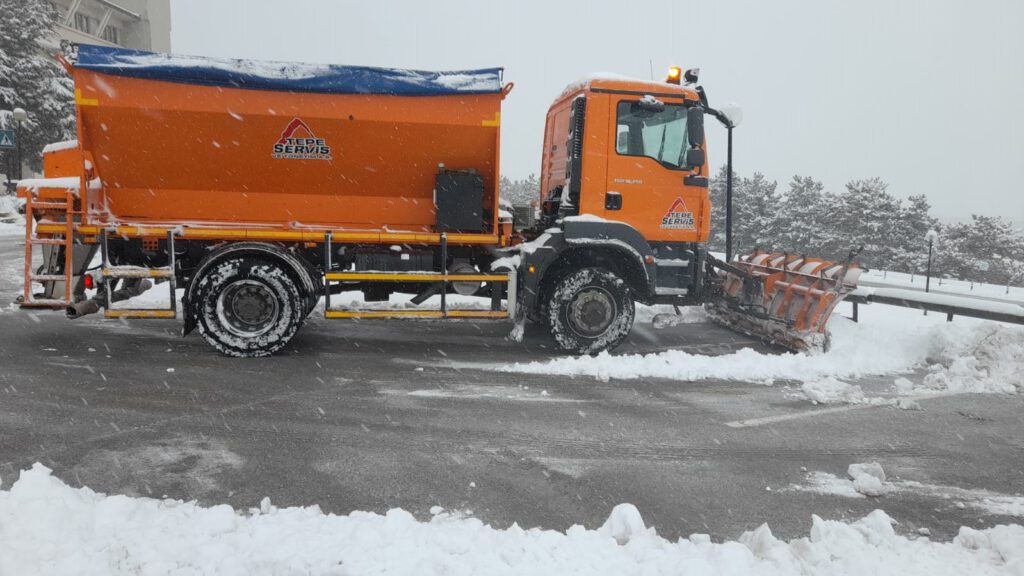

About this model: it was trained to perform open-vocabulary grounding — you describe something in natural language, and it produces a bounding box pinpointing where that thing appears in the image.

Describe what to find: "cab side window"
[615,101,689,169]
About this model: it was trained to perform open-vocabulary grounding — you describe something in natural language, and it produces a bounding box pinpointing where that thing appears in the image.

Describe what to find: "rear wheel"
[546,267,635,354]
[193,257,305,357]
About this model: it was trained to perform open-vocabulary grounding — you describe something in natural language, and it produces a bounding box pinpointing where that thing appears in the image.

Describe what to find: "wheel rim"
[217,280,280,338]
[566,286,617,338]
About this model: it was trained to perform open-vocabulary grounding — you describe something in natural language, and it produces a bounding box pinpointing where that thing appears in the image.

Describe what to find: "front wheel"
[546,267,635,355]
[193,257,305,357]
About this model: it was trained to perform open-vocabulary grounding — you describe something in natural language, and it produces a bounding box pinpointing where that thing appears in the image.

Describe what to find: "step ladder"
[21,186,76,309]
[99,229,178,319]
[322,232,514,319]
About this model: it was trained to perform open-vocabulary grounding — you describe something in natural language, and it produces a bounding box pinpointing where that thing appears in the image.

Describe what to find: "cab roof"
[559,73,699,102]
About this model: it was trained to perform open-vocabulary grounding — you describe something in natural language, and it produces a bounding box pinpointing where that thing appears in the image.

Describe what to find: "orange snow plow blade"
[706,250,862,352]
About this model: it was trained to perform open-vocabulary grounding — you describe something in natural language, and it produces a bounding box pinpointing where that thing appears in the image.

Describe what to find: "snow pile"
[503,316,932,383]
[504,310,1024,397]
[2,464,1024,576]
[795,468,1024,517]
[432,72,504,92]
[801,377,867,405]
[848,462,889,497]
[920,322,1024,394]
[793,464,892,498]
[636,304,706,327]
[0,194,24,235]
[78,45,503,96]
[41,139,78,153]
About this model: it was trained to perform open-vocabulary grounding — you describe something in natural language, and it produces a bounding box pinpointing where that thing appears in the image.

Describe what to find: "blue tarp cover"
[74,44,503,96]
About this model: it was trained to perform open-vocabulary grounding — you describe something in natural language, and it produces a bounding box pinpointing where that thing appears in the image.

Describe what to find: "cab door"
[602,95,708,244]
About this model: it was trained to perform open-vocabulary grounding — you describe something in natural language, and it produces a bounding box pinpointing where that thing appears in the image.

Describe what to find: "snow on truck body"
[18,45,861,357]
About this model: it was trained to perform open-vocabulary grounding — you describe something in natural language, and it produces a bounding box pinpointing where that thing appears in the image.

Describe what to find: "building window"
[73,12,93,34]
[102,25,120,44]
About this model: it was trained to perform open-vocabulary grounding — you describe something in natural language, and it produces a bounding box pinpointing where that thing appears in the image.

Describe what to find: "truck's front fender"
[520,220,656,318]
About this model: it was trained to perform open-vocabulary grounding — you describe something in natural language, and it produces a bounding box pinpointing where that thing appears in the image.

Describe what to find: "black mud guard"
[520,219,656,317]
[181,242,321,336]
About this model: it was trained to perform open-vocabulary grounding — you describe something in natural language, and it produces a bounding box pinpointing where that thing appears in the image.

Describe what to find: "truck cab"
[517,73,712,353]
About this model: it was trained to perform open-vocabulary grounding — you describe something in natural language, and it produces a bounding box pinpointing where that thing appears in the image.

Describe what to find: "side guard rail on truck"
[706,249,862,352]
[322,232,515,320]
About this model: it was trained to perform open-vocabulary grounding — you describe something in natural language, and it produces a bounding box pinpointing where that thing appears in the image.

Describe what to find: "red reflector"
[84,274,94,290]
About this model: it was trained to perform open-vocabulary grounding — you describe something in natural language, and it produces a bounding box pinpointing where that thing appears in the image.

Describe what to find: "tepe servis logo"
[272,117,332,160]
[660,197,696,230]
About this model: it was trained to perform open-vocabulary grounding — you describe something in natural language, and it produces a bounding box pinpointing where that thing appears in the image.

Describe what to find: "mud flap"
[181,294,196,336]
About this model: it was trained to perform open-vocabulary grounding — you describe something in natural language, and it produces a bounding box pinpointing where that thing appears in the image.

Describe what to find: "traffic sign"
[0,129,15,150]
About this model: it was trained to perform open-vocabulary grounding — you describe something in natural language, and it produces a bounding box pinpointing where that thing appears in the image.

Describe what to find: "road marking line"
[725,404,875,428]
[724,392,960,428]
[45,361,93,369]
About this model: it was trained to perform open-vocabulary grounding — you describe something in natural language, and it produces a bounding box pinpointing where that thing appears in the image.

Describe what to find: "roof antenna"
[648,60,654,80]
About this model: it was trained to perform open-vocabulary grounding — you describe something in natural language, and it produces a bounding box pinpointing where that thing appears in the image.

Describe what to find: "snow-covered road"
[2,235,1024,574]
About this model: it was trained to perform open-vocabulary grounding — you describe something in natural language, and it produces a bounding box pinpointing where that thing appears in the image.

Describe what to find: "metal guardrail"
[847,288,1024,325]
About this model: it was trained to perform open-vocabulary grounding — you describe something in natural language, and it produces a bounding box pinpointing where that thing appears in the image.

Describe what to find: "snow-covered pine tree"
[950,215,1024,285]
[775,175,836,259]
[936,221,972,281]
[889,194,939,273]
[499,175,513,200]
[0,0,75,174]
[731,172,779,254]
[521,173,539,204]
[834,178,900,268]
[499,173,541,207]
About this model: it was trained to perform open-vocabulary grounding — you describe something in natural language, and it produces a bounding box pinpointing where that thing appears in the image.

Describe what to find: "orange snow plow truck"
[18,44,862,357]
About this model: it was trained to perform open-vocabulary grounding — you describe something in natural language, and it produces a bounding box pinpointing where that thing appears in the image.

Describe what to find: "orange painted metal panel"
[539,78,710,244]
[73,68,502,237]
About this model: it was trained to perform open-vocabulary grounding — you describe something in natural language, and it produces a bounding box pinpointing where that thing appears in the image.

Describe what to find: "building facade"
[52,0,171,52]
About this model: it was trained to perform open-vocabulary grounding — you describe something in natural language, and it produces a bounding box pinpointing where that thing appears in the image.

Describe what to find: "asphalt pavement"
[1,235,1023,541]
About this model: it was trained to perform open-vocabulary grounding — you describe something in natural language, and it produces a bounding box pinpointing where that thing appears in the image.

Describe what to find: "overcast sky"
[171,0,1024,223]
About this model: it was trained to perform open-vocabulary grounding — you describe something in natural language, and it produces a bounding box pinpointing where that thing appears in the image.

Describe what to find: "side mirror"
[687,107,704,147]
[684,148,705,169]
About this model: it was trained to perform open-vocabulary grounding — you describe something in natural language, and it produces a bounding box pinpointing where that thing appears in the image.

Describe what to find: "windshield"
[615,100,689,169]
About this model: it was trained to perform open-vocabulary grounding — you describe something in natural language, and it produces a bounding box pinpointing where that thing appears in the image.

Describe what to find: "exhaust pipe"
[66,279,154,319]
[66,299,101,319]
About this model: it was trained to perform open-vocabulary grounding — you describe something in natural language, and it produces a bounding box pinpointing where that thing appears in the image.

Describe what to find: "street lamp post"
[725,125,732,261]
[924,229,938,294]
[710,104,743,262]
[12,107,27,180]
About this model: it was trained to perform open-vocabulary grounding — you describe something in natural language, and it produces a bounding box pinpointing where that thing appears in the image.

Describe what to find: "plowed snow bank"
[503,310,1024,395]
[2,464,1022,575]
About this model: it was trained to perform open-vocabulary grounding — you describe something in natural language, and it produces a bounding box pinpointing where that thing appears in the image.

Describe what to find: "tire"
[546,267,635,355]
[193,257,305,357]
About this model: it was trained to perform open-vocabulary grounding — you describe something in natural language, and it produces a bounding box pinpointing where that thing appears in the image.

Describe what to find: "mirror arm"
[704,106,734,129]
